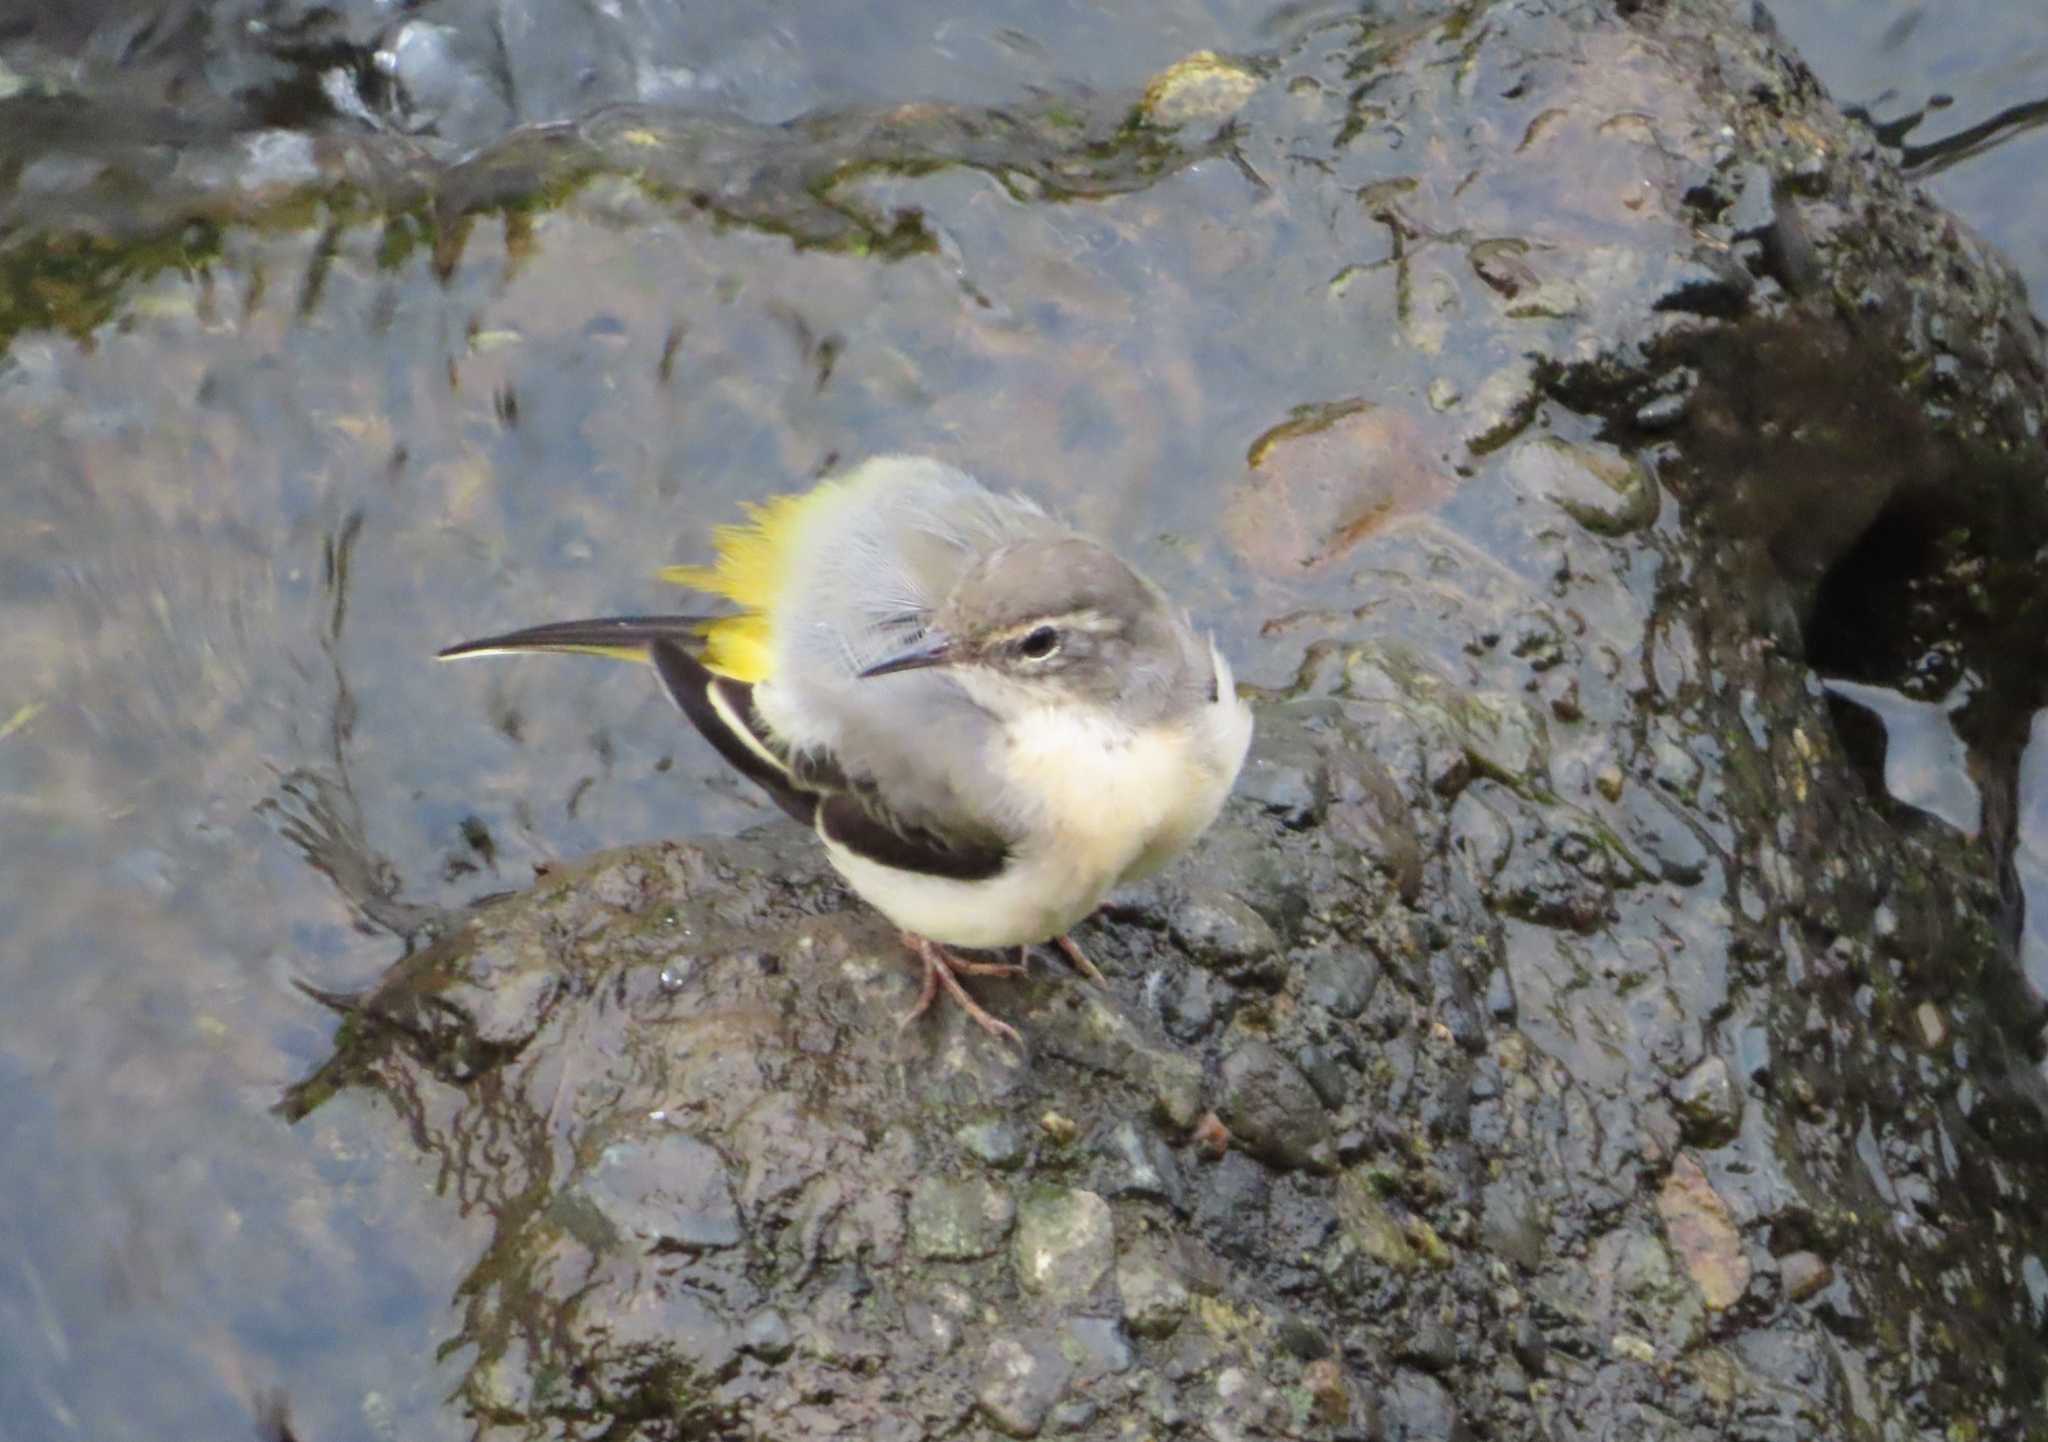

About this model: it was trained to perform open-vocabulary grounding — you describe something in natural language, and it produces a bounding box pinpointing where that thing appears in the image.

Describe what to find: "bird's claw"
[1051,932,1108,986]
[899,932,1024,1044]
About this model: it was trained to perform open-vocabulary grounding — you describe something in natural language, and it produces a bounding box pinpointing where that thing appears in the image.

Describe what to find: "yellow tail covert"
[660,483,842,683]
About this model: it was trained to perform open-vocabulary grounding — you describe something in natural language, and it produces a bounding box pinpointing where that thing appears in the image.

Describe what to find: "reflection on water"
[1818,682,2048,1033]
[1766,0,2048,302]
[1820,676,1982,837]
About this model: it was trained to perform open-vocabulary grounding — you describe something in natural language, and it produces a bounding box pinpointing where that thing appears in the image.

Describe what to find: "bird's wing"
[647,640,1010,879]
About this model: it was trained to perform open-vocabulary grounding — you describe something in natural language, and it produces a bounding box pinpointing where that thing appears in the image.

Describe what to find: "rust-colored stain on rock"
[1657,1153,1750,1311]
[1225,402,1453,575]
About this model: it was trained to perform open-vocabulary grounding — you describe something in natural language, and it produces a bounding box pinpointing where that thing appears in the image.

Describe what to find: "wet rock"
[1235,713,1331,828]
[958,1113,1031,1171]
[1346,650,1549,788]
[1658,1154,1751,1311]
[1037,990,1204,1130]
[1672,1055,1743,1146]
[1595,1225,1706,1355]
[905,1283,974,1355]
[1654,249,1756,317]
[1300,946,1380,1018]
[1116,1240,1192,1338]
[1217,1039,1335,1172]
[1505,435,1661,536]
[568,1132,742,1250]
[1399,1319,1459,1374]
[1046,1399,1097,1433]
[1158,966,1226,1042]
[1013,1186,1115,1304]
[1382,1369,1463,1442]
[1634,387,1691,430]
[1462,361,1543,455]
[1448,785,1515,882]
[1479,1180,1548,1271]
[1816,1275,1872,1341]
[1733,1024,1773,1086]
[1620,785,1713,886]
[1296,1044,1352,1110]
[1338,1168,1422,1271]
[1724,162,1777,238]
[1229,405,1453,573]
[1913,1001,1948,1049]
[1094,1119,1189,1213]
[1061,1315,1134,1375]
[1781,1250,1833,1303]
[909,1175,1015,1261]
[1324,751,1428,902]
[1170,893,1279,978]
[1276,1316,1332,1360]
[1195,1150,1271,1236]
[977,1332,1074,1439]
[740,1307,793,1363]
[1483,967,1516,1022]
[1139,51,1260,129]
[1303,1357,1350,1427]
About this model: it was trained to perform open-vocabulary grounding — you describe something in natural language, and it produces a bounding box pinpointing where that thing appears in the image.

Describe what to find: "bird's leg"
[1051,932,1108,986]
[897,932,1024,1044]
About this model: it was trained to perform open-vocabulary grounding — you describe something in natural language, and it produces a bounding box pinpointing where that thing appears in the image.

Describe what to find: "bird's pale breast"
[822,687,1248,950]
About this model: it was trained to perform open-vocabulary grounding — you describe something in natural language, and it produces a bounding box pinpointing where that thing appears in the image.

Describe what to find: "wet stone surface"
[12,0,2048,1439]
[909,1175,1016,1261]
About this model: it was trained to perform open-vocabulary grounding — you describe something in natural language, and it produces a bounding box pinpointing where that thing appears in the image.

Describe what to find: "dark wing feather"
[652,642,1010,880]
[650,640,1010,881]
[814,793,1008,881]
[648,639,815,824]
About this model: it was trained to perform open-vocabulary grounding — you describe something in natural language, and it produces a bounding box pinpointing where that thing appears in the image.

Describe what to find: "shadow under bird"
[440,455,1254,1042]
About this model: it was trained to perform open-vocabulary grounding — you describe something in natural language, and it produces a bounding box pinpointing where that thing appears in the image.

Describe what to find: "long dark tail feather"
[437,615,712,660]
[647,639,818,825]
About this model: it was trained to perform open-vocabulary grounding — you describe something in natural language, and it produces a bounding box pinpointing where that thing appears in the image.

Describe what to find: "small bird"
[440,456,1254,1042]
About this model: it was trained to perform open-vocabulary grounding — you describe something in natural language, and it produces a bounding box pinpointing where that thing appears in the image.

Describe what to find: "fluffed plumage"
[441,455,1254,1040]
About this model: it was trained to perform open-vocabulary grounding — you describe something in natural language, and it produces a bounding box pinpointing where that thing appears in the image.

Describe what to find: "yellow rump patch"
[660,484,839,683]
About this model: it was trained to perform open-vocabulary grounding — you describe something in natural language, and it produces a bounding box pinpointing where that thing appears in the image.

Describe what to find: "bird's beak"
[859,632,959,679]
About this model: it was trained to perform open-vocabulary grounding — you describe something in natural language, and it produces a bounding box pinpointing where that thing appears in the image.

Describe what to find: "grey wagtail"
[440,455,1254,1042]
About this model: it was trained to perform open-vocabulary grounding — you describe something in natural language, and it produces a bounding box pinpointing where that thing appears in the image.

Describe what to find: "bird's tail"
[437,615,714,665]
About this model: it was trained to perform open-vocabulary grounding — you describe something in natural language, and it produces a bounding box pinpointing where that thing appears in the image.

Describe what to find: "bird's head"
[859,537,1206,724]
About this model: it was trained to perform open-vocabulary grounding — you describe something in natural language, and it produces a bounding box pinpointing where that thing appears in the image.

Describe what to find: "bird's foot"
[1050,932,1108,986]
[898,932,1025,1044]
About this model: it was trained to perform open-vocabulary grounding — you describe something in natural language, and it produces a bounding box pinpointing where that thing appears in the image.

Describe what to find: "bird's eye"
[1018,625,1062,660]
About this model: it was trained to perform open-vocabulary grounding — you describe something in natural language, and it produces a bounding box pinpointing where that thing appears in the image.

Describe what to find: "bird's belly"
[821,837,1114,950]
[819,702,1248,950]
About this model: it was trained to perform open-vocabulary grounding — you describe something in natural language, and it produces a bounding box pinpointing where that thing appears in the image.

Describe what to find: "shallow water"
[1768,0,2048,301]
